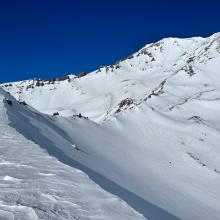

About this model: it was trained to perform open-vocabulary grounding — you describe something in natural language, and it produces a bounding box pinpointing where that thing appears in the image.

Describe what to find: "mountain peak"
[1,33,220,220]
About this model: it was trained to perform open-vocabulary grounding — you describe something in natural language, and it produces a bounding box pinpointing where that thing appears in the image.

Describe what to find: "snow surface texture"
[1,33,220,219]
[0,90,145,220]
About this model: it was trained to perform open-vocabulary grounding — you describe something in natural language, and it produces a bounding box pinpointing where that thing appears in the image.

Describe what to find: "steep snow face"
[0,89,145,220]
[1,33,220,220]
[3,33,220,122]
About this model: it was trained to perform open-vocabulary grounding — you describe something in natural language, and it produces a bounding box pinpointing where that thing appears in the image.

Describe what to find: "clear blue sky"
[0,0,219,83]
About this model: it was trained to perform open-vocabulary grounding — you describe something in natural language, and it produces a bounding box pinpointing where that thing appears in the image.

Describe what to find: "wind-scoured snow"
[1,33,220,219]
[0,90,145,220]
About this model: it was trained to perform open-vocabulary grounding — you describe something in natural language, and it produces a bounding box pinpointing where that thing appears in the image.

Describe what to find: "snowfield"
[1,33,220,219]
[0,90,145,220]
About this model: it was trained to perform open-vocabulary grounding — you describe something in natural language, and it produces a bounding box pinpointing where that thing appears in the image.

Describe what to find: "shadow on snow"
[6,102,180,220]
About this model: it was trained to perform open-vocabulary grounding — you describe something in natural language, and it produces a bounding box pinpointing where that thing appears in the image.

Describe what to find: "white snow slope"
[0,90,145,219]
[1,33,220,219]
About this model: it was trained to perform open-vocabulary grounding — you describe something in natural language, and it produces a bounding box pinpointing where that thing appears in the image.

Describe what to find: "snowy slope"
[3,33,220,122]
[0,89,145,220]
[1,33,220,219]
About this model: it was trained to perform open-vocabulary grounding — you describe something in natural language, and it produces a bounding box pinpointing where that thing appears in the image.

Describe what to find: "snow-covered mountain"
[1,33,220,219]
[0,89,145,220]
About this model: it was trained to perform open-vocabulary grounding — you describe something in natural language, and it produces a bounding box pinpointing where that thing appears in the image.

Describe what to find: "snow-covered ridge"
[1,33,220,219]
[1,33,220,122]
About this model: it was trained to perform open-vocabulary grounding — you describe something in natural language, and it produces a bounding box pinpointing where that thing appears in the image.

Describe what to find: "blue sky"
[0,0,219,83]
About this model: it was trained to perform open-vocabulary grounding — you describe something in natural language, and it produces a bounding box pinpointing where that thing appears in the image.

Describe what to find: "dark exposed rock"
[188,116,203,123]
[145,80,166,100]
[19,101,28,106]
[180,64,196,76]
[77,72,87,78]
[56,76,70,81]
[73,113,88,119]
[5,99,12,106]
[115,98,134,114]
